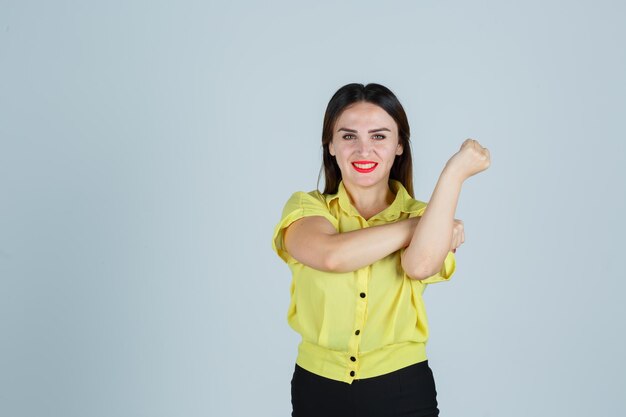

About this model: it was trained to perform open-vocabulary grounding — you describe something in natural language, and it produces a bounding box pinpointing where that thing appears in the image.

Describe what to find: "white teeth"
[353,162,376,169]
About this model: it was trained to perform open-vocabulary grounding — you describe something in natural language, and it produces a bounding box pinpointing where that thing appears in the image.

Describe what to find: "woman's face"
[329,101,403,191]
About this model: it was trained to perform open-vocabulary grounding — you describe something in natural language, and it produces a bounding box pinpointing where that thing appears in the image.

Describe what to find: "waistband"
[296,340,428,384]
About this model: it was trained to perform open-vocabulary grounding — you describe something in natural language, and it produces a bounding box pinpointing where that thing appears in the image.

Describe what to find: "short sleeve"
[272,191,338,264]
[420,250,456,284]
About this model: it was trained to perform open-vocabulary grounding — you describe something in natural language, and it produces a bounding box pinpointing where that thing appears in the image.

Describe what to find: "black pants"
[291,360,439,417]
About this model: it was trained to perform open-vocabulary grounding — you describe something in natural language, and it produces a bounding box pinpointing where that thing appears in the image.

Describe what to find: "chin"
[346,176,386,189]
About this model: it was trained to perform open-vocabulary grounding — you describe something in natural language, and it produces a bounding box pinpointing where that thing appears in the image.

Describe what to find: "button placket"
[348,266,369,381]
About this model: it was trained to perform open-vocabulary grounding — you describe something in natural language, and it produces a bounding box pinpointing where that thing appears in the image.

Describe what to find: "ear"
[396,142,403,156]
[329,141,336,156]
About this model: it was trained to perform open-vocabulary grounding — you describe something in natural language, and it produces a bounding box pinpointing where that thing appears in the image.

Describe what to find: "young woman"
[272,83,490,417]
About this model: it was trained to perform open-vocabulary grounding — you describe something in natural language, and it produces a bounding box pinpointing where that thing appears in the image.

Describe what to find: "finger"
[450,231,459,252]
[454,231,461,248]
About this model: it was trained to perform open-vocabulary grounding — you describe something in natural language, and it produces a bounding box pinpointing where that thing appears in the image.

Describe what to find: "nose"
[356,138,372,156]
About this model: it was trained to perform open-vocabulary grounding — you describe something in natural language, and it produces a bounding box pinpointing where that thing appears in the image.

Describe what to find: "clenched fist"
[446,138,491,181]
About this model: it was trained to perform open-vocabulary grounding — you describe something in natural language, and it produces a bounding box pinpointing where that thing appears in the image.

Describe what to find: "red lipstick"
[351,160,378,173]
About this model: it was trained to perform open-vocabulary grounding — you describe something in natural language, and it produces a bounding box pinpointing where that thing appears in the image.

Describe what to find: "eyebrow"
[337,127,391,133]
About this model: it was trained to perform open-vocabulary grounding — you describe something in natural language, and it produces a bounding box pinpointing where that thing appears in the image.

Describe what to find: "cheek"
[380,146,400,160]
[334,144,354,159]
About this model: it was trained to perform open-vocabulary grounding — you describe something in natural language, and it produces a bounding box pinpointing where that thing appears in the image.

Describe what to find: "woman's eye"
[342,134,356,140]
[372,134,386,140]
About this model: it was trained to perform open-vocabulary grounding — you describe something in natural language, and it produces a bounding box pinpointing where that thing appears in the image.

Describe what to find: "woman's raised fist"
[445,138,491,181]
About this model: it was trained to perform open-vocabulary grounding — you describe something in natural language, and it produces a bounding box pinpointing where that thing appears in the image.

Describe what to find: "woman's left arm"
[402,138,490,280]
[401,167,463,280]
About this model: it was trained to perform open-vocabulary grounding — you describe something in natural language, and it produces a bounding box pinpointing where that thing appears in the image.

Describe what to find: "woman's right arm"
[283,216,419,273]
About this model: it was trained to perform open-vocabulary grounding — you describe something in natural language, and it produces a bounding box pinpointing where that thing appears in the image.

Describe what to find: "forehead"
[335,102,397,131]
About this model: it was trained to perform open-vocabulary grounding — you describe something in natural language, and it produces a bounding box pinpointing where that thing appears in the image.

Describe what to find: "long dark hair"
[320,83,414,197]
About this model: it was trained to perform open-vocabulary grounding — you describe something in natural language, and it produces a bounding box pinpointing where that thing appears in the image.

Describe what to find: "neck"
[343,181,395,220]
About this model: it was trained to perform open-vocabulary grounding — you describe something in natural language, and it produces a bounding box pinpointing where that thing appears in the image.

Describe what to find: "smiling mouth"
[351,161,378,173]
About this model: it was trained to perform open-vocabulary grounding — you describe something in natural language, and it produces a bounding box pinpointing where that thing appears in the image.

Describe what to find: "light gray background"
[1,1,625,416]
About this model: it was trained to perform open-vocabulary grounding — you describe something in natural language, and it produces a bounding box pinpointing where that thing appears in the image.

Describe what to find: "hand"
[450,218,464,253]
[445,138,491,182]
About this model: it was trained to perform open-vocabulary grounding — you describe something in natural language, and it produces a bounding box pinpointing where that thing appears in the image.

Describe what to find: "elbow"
[401,255,440,281]
[319,250,344,273]
[299,237,348,273]
[405,266,439,281]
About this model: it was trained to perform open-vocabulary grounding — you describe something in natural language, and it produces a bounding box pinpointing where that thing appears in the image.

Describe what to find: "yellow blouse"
[272,180,456,384]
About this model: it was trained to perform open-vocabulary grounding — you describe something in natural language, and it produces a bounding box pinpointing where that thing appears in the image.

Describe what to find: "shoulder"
[277,189,337,229]
[281,189,330,215]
